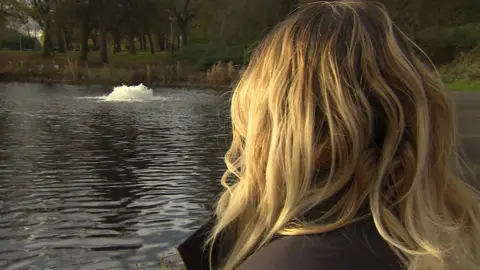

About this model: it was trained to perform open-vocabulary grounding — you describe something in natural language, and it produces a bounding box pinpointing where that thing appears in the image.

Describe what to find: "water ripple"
[0,82,231,269]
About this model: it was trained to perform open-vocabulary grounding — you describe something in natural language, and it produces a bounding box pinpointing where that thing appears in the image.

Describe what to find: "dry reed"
[205,61,243,86]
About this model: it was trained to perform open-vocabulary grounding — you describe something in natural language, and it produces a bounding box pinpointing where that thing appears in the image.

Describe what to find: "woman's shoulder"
[237,218,403,270]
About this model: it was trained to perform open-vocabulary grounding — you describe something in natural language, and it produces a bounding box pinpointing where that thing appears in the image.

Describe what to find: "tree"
[30,0,55,57]
[0,0,23,29]
[93,0,109,63]
[280,0,299,20]
[76,0,92,61]
[114,0,139,54]
[378,0,480,36]
[0,1,12,29]
[0,7,8,31]
[4,0,476,68]
[97,16,107,63]
[167,0,197,46]
[198,0,299,44]
[51,0,74,53]
[49,0,76,51]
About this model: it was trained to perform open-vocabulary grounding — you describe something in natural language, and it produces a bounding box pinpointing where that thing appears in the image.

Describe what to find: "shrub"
[174,43,251,68]
[416,23,480,64]
[439,44,480,83]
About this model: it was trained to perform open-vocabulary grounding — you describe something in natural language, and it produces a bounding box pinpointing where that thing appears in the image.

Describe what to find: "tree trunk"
[157,35,166,51]
[42,20,53,58]
[56,27,66,53]
[98,17,108,64]
[176,35,180,49]
[90,31,98,51]
[139,33,146,51]
[113,29,121,53]
[139,34,143,50]
[80,13,90,61]
[147,31,155,54]
[63,27,73,50]
[180,25,188,46]
[128,33,136,54]
[144,34,148,50]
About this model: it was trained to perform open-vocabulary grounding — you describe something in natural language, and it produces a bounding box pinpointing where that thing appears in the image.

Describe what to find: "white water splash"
[104,84,154,102]
[76,84,175,102]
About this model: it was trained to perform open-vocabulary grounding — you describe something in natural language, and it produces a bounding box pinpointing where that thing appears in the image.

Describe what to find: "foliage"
[416,23,480,64]
[174,43,251,67]
[439,44,480,83]
[1,0,479,69]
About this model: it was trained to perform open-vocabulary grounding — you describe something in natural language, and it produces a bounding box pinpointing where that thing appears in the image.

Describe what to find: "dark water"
[0,83,231,270]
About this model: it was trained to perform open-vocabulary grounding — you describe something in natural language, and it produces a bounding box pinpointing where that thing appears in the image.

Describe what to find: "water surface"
[0,83,231,270]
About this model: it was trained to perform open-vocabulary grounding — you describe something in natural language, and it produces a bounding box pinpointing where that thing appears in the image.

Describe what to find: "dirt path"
[453,92,480,186]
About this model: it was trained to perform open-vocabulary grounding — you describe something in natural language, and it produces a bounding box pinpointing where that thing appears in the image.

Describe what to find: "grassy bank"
[1,49,479,91]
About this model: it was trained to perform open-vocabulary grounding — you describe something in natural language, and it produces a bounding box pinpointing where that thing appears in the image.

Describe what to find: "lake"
[0,83,231,270]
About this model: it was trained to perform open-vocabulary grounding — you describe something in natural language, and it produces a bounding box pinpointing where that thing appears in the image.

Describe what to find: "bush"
[416,23,480,64]
[174,43,252,68]
[439,44,480,83]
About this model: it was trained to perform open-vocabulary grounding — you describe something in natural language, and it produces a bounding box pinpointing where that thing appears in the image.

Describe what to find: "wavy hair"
[207,1,480,269]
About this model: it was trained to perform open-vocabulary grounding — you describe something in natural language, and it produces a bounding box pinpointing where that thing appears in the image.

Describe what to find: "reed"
[205,61,244,86]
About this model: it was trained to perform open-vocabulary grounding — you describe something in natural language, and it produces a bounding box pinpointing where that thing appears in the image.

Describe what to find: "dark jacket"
[177,214,404,270]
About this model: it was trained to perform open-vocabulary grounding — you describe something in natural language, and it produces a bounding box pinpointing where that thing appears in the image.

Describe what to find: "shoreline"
[0,51,242,92]
[1,75,478,93]
[0,51,478,92]
[0,74,233,91]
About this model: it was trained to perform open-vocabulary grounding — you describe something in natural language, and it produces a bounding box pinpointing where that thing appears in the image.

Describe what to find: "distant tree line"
[1,0,197,63]
[1,0,479,64]
[209,0,480,63]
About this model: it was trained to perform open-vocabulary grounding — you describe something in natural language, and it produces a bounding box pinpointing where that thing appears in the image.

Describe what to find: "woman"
[178,1,480,269]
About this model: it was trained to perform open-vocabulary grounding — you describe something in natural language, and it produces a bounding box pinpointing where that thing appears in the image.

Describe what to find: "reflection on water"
[0,83,231,270]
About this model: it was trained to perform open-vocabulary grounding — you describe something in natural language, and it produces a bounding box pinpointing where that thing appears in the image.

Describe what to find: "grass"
[447,80,480,91]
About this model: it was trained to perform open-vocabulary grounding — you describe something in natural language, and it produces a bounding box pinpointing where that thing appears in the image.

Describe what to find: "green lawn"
[447,79,480,91]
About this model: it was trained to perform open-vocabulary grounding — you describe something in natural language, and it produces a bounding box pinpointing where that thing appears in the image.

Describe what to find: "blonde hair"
[207,1,480,269]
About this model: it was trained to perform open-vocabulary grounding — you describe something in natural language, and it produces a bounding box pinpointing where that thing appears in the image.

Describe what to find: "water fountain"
[104,84,155,102]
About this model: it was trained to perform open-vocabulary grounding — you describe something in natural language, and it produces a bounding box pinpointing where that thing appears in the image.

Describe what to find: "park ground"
[453,91,480,189]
